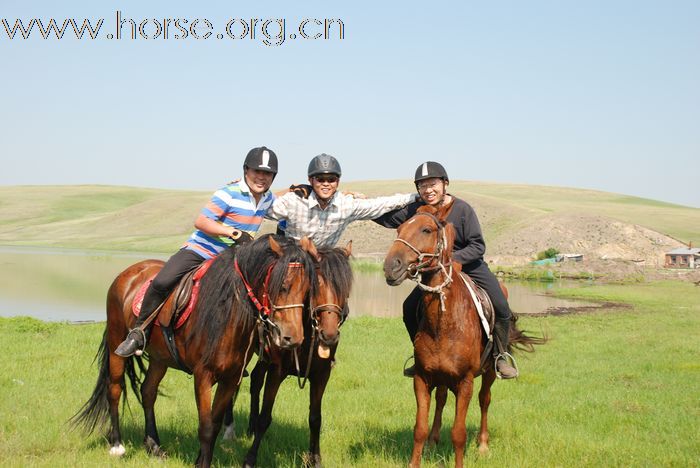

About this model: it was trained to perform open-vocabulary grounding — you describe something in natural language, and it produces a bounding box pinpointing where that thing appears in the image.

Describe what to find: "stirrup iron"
[494,352,519,379]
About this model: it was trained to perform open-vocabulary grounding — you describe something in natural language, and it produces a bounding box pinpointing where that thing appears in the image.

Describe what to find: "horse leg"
[451,377,474,468]
[209,377,241,450]
[243,366,285,468]
[193,372,215,468]
[107,351,127,456]
[222,387,239,441]
[428,385,448,446]
[141,360,168,457]
[308,368,332,468]
[247,360,268,437]
[410,375,431,468]
[477,369,497,454]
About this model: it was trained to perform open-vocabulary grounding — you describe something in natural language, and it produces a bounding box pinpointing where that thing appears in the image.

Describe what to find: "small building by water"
[664,244,700,269]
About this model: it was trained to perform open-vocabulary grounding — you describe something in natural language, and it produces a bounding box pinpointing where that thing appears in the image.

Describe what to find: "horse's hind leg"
[244,367,285,468]
[141,360,168,457]
[222,388,239,441]
[308,368,332,468]
[428,385,448,446]
[107,351,127,456]
[247,360,268,436]
[477,370,496,455]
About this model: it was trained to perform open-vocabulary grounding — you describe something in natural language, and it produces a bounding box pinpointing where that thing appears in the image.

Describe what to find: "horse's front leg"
[410,374,432,468]
[141,360,168,457]
[477,369,496,454]
[451,376,474,468]
[308,365,332,468]
[243,365,285,468]
[247,359,269,436]
[429,385,448,446]
[194,372,215,468]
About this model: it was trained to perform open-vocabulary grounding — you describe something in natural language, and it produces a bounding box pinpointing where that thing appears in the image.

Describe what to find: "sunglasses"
[314,176,339,184]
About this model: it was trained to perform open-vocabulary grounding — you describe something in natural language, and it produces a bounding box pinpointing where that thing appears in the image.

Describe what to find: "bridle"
[234,258,306,383]
[234,258,305,329]
[393,212,453,311]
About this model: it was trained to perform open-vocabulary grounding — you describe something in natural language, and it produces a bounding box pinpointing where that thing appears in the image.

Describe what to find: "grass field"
[1,183,698,256]
[1,281,698,467]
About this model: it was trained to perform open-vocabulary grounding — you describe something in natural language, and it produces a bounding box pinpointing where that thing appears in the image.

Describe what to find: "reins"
[393,212,453,312]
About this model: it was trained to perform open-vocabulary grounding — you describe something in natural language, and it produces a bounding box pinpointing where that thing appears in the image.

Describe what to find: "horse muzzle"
[384,255,409,286]
[269,322,303,350]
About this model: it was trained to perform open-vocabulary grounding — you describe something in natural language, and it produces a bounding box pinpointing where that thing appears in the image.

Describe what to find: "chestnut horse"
[71,234,316,468]
[235,241,353,468]
[383,205,542,468]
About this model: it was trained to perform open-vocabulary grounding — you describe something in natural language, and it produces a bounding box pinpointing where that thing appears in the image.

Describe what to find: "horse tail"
[69,328,146,434]
[508,313,547,353]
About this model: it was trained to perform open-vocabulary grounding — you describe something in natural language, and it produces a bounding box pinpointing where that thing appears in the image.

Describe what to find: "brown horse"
[233,240,353,468]
[383,205,542,468]
[71,234,316,468]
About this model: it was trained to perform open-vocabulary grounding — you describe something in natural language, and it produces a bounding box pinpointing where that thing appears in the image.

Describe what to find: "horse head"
[309,241,353,349]
[261,236,315,350]
[384,204,455,286]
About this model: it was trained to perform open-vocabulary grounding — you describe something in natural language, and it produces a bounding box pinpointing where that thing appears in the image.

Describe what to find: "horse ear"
[342,240,352,257]
[300,236,321,263]
[269,236,284,257]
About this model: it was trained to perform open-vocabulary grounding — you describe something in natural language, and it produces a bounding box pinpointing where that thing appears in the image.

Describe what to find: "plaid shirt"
[268,191,417,248]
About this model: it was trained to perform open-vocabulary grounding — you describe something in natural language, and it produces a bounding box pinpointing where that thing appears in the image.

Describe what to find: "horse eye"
[280,284,290,294]
[422,227,432,234]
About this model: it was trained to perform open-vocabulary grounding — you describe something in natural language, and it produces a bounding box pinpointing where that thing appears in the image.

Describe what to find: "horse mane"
[317,246,353,302]
[188,234,315,364]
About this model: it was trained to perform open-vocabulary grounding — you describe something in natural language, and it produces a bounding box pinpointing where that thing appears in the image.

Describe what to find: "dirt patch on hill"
[328,215,699,284]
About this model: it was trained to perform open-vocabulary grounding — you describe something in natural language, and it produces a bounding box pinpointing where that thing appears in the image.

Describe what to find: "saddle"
[458,272,498,372]
[132,258,215,373]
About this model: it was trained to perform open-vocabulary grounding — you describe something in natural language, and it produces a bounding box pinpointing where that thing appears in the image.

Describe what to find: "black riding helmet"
[308,153,342,178]
[243,146,278,177]
[414,161,449,186]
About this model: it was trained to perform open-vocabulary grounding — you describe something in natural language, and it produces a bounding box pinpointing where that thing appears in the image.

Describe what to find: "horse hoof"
[109,444,126,457]
[144,436,167,458]
[478,443,490,455]
[222,424,235,441]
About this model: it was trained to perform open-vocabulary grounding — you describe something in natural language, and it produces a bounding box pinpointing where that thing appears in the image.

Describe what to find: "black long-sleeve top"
[373,196,486,269]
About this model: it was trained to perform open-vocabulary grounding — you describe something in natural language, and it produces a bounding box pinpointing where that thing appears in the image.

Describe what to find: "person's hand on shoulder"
[290,184,313,199]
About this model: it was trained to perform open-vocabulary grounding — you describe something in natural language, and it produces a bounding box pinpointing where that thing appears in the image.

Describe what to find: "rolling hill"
[1,183,698,267]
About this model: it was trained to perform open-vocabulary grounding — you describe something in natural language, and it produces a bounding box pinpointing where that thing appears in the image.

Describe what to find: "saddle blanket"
[459,272,494,340]
[132,259,214,329]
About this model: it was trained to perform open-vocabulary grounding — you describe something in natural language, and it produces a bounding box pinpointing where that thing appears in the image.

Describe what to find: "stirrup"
[402,355,414,377]
[129,328,147,357]
[494,352,519,379]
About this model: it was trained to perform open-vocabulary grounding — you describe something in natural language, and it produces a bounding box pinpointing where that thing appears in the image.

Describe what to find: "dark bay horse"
[234,241,353,468]
[71,234,316,468]
[383,205,542,468]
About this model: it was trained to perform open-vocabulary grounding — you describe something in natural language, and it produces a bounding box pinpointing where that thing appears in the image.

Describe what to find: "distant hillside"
[1,183,698,266]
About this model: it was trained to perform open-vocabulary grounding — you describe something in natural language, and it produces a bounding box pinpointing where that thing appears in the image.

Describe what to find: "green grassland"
[1,183,698,255]
[1,281,698,467]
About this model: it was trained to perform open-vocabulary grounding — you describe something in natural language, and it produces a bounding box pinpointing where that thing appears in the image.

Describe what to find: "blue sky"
[1,1,698,207]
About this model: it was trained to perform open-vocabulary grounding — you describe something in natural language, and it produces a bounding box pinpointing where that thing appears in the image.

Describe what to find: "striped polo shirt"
[183,179,274,259]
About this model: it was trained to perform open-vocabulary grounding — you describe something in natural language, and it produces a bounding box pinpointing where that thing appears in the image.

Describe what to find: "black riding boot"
[114,288,164,357]
[493,320,518,379]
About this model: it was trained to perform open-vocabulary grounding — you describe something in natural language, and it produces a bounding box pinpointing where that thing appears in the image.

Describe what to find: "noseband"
[393,212,453,310]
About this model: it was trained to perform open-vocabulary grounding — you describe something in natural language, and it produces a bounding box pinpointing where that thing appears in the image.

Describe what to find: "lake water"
[0,246,593,323]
